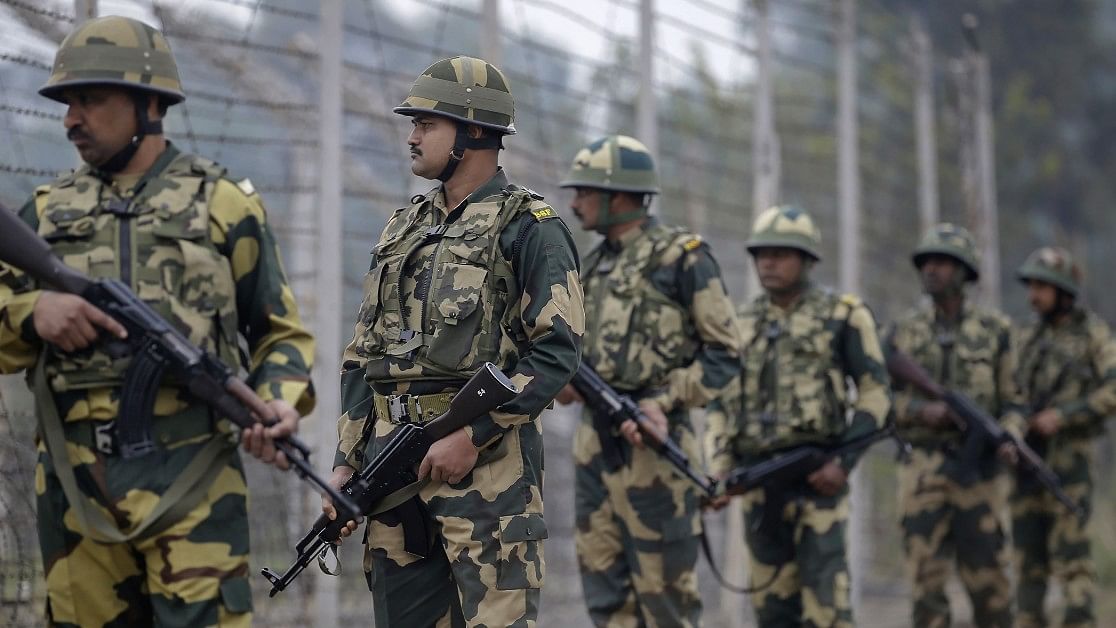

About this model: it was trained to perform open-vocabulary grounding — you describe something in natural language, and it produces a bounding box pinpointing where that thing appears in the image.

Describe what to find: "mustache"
[67,126,91,142]
[409,147,422,156]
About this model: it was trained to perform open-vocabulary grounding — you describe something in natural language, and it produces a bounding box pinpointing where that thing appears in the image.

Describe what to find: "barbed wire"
[0,0,74,22]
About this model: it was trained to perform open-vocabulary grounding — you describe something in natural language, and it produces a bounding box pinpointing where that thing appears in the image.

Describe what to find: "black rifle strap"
[117,341,169,458]
[698,515,787,595]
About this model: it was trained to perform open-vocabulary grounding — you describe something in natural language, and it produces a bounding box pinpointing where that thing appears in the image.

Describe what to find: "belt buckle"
[389,394,411,423]
[93,421,117,456]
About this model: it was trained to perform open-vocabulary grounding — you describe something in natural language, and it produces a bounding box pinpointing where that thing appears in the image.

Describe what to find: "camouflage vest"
[736,289,855,449]
[36,152,240,391]
[357,186,538,379]
[1016,311,1105,435]
[582,223,700,391]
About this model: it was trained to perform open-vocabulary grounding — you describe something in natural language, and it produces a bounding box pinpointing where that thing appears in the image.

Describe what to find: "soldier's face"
[61,87,139,166]
[753,247,808,293]
[1026,280,1059,315]
[918,255,964,296]
[569,188,602,230]
[407,115,456,178]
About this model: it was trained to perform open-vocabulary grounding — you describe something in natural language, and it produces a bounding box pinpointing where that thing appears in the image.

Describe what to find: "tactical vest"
[36,152,241,392]
[736,290,855,450]
[356,186,541,379]
[582,223,700,392]
[1017,314,1104,435]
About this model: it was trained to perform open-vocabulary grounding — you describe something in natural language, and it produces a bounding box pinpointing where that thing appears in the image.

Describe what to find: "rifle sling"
[34,355,236,543]
[698,519,785,595]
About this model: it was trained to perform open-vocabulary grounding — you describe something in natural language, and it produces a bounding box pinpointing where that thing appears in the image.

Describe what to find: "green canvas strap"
[34,357,236,543]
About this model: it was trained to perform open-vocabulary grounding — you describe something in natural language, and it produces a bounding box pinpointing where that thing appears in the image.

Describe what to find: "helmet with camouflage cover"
[39,15,185,105]
[560,134,658,232]
[394,56,515,134]
[1017,246,1082,297]
[911,223,980,281]
[745,205,822,261]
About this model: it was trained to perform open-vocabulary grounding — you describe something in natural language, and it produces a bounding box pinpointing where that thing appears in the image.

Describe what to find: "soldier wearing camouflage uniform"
[554,135,741,627]
[0,16,315,627]
[325,56,584,627]
[1011,247,1116,628]
[704,206,891,628]
[888,223,1025,628]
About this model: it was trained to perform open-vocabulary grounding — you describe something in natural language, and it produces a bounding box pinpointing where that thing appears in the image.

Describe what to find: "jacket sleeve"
[466,209,585,449]
[836,301,892,472]
[0,197,46,374]
[1054,318,1116,428]
[209,179,315,415]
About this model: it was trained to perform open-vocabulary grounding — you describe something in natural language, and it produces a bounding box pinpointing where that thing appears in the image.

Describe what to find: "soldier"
[553,135,741,627]
[1011,247,1116,627]
[888,223,1024,627]
[703,205,891,628]
[323,56,584,627]
[0,16,315,627]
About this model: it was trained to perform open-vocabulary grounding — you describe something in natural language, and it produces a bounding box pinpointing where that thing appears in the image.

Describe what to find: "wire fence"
[3,1,1115,626]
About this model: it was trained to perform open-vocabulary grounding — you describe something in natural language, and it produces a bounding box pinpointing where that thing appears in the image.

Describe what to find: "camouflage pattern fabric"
[394,56,516,134]
[740,484,852,627]
[1011,306,1116,627]
[336,169,583,627]
[888,301,1025,627]
[0,144,315,626]
[574,220,740,627]
[704,284,891,627]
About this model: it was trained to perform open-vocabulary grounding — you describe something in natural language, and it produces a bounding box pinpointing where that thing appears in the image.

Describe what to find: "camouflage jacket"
[580,218,740,412]
[0,143,316,419]
[705,285,891,475]
[888,300,1026,446]
[1015,306,1116,438]
[335,169,584,466]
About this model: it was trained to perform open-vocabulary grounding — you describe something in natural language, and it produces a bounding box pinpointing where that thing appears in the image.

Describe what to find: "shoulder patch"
[236,178,256,197]
[682,236,703,251]
[530,207,558,221]
[839,293,862,308]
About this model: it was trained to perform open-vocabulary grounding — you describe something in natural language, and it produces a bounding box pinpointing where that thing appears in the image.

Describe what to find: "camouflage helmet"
[911,223,980,281]
[1017,246,1082,297]
[745,205,823,261]
[559,134,660,194]
[39,16,185,105]
[394,56,515,134]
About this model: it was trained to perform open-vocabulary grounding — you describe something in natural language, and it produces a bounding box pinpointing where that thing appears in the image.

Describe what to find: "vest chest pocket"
[426,263,488,370]
[356,261,390,358]
[41,210,104,277]
[954,343,996,400]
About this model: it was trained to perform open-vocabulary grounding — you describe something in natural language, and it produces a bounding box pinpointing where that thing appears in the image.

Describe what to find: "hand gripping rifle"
[261,362,518,596]
[0,205,362,521]
[886,347,1084,519]
[571,363,716,496]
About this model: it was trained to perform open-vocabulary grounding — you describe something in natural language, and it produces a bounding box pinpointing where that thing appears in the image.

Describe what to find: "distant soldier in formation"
[888,223,1023,627]
[324,56,584,627]
[704,205,891,628]
[0,16,315,627]
[1011,247,1116,628]
[554,134,741,627]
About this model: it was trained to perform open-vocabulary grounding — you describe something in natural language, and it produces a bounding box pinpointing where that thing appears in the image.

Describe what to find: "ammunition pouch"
[373,391,455,425]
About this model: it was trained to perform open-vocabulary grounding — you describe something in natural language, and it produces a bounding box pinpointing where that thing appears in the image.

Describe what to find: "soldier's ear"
[466,124,485,140]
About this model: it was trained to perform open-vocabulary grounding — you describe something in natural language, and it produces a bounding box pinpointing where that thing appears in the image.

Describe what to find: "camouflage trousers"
[1011,436,1095,628]
[898,446,1013,627]
[36,428,252,628]
[740,482,852,628]
[573,416,702,628]
[363,417,546,628]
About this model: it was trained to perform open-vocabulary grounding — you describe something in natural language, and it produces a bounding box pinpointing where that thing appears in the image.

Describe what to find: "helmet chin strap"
[594,192,650,234]
[436,122,503,182]
[96,91,163,174]
[1043,291,1076,322]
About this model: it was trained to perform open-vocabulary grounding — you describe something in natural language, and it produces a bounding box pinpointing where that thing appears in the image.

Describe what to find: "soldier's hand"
[1030,408,1061,438]
[33,290,128,352]
[919,401,954,429]
[322,465,362,544]
[997,441,1019,466]
[806,459,848,497]
[555,384,584,405]
[620,400,669,448]
[418,428,478,485]
[242,399,299,470]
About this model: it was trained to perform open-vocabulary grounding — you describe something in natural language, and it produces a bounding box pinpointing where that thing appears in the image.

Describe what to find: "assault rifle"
[0,204,362,521]
[571,363,716,496]
[887,348,1084,519]
[261,362,518,596]
[720,425,907,537]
